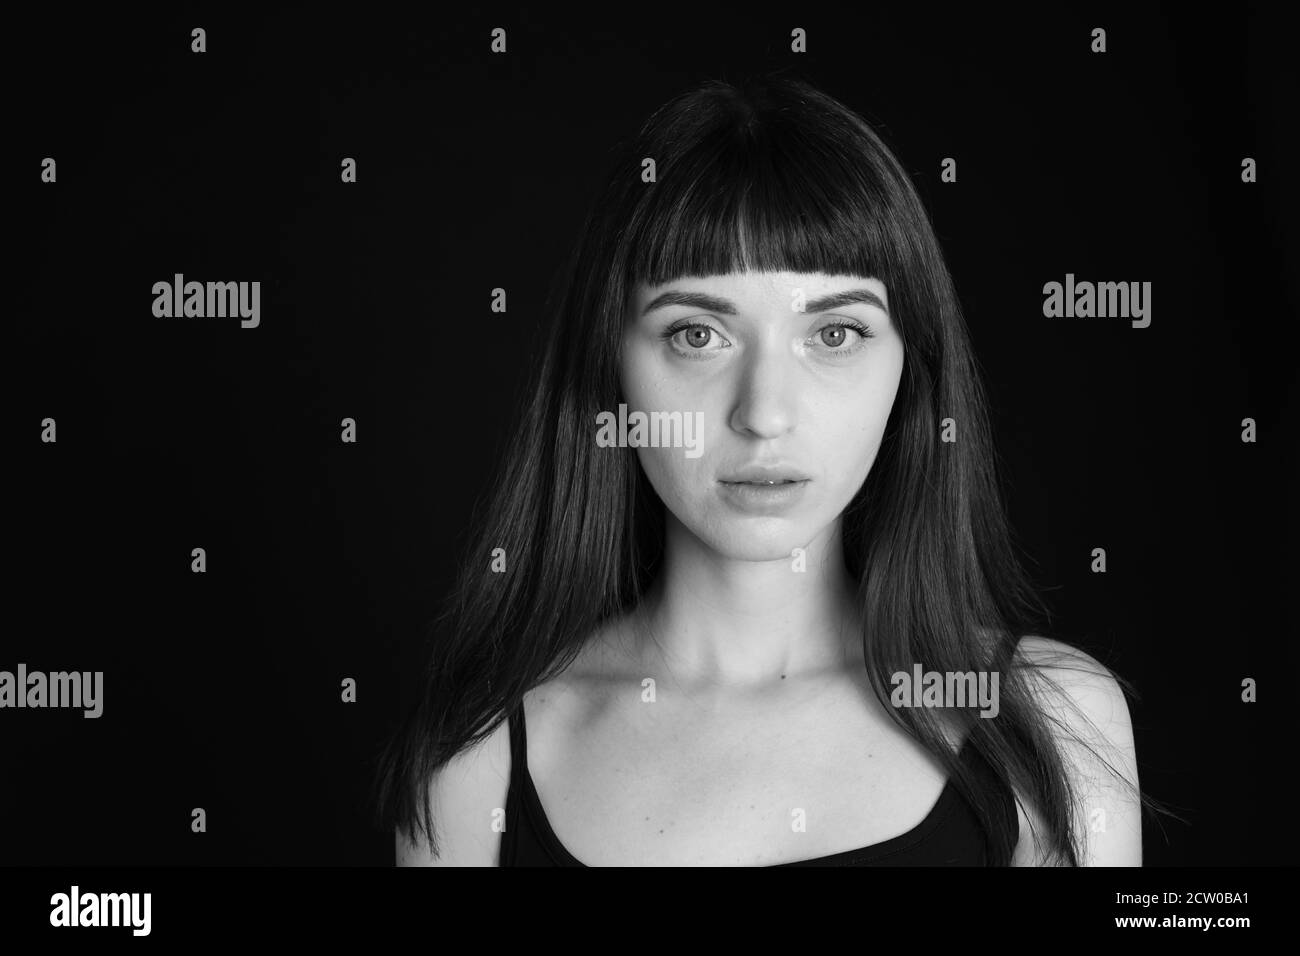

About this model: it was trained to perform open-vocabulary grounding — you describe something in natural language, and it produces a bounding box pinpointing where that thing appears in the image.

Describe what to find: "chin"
[692,515,820,564]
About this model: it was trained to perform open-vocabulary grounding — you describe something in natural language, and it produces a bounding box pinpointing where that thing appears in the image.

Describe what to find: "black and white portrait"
[12,4,1293,939]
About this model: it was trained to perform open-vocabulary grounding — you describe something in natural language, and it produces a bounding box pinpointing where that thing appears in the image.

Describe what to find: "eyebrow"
[641,288,890,318]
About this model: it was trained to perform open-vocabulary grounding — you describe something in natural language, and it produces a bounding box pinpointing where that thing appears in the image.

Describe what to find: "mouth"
[718,464,812,484]
[715,474,811,513]
[719,479,808,486]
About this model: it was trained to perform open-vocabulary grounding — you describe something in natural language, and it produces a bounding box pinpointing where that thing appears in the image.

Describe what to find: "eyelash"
[660,318,876,359]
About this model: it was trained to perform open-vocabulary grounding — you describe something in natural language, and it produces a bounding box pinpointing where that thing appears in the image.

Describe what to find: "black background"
[12,5,1297,866]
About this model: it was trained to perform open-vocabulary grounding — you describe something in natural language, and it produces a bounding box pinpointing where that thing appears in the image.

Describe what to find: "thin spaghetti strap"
[499,702,527,866]
[507,701,528,783]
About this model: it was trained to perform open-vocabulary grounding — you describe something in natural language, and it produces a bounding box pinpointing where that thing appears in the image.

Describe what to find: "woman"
[374,73,1152,866]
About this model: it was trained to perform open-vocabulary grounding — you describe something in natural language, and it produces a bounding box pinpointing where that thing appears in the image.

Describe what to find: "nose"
[728,339,798,439]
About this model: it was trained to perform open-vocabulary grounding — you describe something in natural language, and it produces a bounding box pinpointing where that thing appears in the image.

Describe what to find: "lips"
[716,466,811,514]
[719,464,811,484]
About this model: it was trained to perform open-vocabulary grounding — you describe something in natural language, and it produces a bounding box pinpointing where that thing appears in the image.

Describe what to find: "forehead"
[628,271,889,311]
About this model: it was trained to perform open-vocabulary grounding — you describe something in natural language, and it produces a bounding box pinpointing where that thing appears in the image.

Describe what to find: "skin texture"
[615,270,904,688]
[621,270,903,567]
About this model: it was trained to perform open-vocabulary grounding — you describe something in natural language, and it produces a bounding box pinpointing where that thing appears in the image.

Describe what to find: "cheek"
[635,444,689,500]
[621,345,708,487]
[818,360,903,483]
[620,353,703,503]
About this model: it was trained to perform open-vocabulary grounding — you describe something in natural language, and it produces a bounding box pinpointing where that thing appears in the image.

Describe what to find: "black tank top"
[499,702,1019,866]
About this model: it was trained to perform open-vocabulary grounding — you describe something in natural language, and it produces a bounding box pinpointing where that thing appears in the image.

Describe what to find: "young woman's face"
[620,270,906,562]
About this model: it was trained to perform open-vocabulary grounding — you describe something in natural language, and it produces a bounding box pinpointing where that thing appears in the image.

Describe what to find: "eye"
[681,327,714,349]
[819,326,849,348]
[662,320,732,356]
[811,320,874,355]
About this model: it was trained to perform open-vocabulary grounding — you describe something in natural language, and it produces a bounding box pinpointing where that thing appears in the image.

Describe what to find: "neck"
[630,514,863,693]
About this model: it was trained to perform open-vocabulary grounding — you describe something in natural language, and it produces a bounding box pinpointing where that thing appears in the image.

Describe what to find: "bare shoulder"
[394,714,513,866]
[396,620,631,867]
[1008,635,1143,866]
[1012,636,1133,729]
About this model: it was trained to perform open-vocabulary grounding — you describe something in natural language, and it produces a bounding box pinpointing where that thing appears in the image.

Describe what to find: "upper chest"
[520,676,959,866]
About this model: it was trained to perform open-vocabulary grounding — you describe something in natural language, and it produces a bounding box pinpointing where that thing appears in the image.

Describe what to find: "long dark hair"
[372,72,1160,865]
